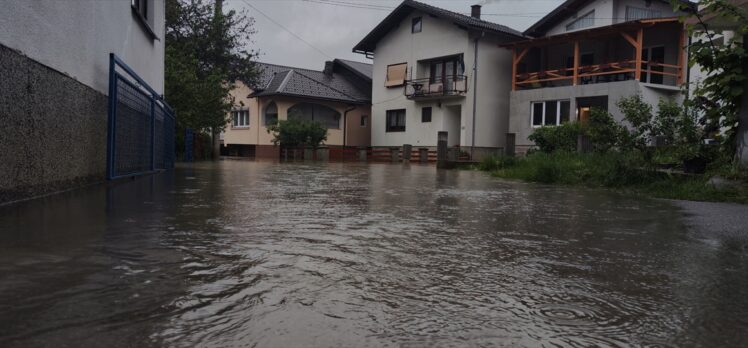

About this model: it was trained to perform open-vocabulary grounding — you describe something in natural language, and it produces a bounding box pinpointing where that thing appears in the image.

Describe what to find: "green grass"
[475,152,748,204]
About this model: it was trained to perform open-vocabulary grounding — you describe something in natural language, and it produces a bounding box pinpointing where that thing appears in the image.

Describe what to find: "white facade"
[369,10,515,151]
[0,0,165,95]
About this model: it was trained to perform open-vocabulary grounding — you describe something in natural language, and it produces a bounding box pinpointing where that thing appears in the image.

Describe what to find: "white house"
[353,0,524,159]
[0,0,165,204]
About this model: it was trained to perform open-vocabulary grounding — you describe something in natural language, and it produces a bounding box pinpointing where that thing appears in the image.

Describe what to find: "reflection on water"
[1,161,747,347]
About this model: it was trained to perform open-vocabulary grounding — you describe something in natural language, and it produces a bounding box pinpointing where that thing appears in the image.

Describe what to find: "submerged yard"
[1,161,747,347]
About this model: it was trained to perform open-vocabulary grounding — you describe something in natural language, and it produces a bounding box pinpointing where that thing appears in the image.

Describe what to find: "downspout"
[471,32,483,159]
[343,105,357,146]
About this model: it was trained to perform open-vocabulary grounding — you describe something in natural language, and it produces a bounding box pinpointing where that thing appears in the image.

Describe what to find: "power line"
[240,0,334,59]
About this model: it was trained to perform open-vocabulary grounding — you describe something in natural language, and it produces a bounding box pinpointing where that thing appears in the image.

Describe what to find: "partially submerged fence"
[107,54,175,180]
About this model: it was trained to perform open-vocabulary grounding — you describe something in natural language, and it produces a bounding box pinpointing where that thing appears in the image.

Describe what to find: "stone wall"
[0,44,107,205]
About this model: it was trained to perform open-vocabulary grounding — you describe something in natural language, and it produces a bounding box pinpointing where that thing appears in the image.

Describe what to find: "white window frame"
[232,109,249,128]
[531,100,570,128]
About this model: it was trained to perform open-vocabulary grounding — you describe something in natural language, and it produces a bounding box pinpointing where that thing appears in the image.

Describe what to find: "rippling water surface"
[1,161,748,347]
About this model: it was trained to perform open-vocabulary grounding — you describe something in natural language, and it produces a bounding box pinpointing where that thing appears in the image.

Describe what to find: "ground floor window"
[232,110,249,127]
[422,107,432,122]
[360,115,368,127]
[531,100,570,127]
[386,109,406,132]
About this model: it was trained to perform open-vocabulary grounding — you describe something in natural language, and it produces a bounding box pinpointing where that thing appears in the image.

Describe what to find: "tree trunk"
[737,33,748,166]
[212,127,221,161]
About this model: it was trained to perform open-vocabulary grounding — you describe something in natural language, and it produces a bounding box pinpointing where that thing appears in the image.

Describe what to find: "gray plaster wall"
[508,80,682,149]
[0,45,107,205]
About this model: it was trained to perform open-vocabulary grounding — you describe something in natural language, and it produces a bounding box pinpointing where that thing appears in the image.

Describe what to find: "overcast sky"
[224,0,567,70]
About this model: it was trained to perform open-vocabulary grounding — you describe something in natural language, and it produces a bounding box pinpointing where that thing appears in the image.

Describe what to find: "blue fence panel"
[107,54,175,180]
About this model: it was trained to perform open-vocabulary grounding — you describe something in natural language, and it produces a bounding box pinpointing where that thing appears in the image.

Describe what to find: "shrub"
[587,108,623,152]
[528,122,584,153]
[267,118,327,148]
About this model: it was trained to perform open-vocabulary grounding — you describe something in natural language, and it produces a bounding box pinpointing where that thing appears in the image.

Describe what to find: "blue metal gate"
[106,54,175,180]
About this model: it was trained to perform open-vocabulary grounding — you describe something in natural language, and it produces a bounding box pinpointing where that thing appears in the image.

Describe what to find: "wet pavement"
[1,161,747,347]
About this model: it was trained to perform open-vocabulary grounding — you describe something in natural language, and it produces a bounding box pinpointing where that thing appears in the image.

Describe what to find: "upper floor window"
[429,57,464,83]
[264,102,278,126]
[385,63,407,87]
[531,100,570,127]
[566,10,594,31]
[232,110,249,127]
[625,7,662,21]
[288,103,341,129]
[386,109,406,132]
[412,17,422,33]
[132,0,148,20]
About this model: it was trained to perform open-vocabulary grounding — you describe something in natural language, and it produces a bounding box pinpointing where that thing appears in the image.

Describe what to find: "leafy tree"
[617,95,654,150]
[165,0,258,159]
[267,119,328,149]
[587,108,624,152]
[528,122,584,153]
[672,0,747,158]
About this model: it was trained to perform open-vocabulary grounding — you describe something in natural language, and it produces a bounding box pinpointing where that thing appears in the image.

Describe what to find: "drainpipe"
[343,105,357,146]
[471,32,484,159]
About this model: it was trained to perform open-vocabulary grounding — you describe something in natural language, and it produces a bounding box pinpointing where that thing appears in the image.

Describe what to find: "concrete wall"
[370,9,514,149]
[0,0,165,95]
[1,44,107,204]
[508,80,682,150]
[222,85,371,149]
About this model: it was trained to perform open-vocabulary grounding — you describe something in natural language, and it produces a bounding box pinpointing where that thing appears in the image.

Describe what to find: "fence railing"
[404,75,468,99]
[107,54,175,180]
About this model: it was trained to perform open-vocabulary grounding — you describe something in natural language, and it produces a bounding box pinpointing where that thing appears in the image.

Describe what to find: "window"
[626,6,662,21]
[287,103,341,129]
[531,100,571,127]
[412,17,422,33]
[385,63,407,87]
[132,0,148,20]
[264,102,278,125]
[386,109,406,132]
[641,46,665,84]
[566,10,594,31]
[360,115,368,127]
[232,110,249,127]
[422,107,432,123]
[429,57,464,84]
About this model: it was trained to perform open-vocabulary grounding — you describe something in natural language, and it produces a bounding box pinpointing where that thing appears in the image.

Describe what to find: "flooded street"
[1,161,747,347]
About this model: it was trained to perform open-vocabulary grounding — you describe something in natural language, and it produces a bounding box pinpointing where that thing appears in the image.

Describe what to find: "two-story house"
[505,0,696,153]
[222,59,372,158]
[353,0,524,160]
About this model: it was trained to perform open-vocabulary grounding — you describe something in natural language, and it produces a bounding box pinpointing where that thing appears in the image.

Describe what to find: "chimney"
[324,61,334,77]
[471,4,481,19]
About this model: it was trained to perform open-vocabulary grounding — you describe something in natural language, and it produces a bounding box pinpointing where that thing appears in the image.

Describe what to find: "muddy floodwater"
[1,161,748,347]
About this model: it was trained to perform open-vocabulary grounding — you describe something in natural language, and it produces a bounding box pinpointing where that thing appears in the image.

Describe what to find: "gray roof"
[353,0,524,55]
[523,0,696,37]
[250,61,371,104]
[334,59,373,80]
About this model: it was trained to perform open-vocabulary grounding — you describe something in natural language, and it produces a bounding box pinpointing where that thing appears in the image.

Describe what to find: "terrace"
[504,18,687,91]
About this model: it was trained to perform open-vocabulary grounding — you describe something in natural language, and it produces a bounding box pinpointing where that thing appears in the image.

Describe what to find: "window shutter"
[385,63,407,87]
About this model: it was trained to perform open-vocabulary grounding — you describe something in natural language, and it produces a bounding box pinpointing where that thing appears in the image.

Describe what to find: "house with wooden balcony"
[505,0,695,153]
[353,0,524,159]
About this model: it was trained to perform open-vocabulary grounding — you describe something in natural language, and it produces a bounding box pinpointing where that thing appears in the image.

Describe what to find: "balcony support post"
[512,47,528,91]
[677,24,687,85]
[635,28,644,81]
[573,41,580,86]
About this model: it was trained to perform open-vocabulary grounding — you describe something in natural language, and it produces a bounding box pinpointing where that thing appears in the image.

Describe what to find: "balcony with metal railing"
[404,75,468,100]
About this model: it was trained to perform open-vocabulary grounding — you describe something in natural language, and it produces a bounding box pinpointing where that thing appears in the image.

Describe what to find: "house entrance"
[576,96,608,123]
[444,105,461,147]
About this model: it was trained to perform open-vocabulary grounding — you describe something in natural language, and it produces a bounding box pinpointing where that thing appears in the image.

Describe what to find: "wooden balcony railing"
[514,59,682,89]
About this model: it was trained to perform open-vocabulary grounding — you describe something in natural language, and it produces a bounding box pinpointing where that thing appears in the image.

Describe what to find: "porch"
[505,18,687,91]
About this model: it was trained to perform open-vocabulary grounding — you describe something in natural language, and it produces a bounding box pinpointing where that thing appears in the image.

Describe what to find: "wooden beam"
[621,32,638,47]
[635,28,643,81]
[516,47,529,64]
[573,41,580,86]
[677,25,687,85]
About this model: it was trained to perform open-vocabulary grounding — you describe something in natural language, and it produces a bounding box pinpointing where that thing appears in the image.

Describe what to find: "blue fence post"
[150,99,156,171]
[185,128,193,162]
[106,53,118,180]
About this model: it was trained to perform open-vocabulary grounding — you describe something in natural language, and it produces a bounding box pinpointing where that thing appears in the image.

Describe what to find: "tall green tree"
[165,0,258,159]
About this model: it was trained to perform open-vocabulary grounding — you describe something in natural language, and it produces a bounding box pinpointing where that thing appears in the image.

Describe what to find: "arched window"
[264,102,278,125]
[287,103,341,129]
